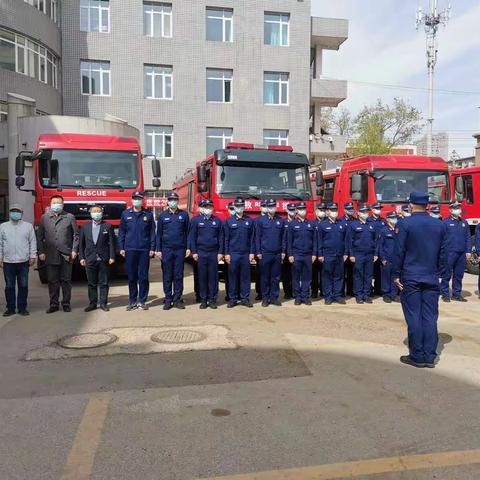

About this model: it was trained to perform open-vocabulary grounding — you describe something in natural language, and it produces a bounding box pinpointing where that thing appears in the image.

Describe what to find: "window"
[144,65,172,99]
[143,2,172,37]
[323,178,335,203]
[80,0,110,33]
[206,69,232,103]
[263,129,288,146]
[206,128,232,155]
[206,8,233,42]
[264,12,289,46]
[144,125,173,158]
[264,72,289,105]
[0,28,58,88]
[24,0,58,23]
[81,61,110,96]
[457,175,474,205]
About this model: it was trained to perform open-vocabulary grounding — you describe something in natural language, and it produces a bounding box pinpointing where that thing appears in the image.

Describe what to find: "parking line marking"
[204,449,480,479]
[62,392,112,480]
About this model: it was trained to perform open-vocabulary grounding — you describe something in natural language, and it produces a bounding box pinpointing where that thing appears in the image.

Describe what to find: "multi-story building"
[1,0,348,193]
[416,132,449,160]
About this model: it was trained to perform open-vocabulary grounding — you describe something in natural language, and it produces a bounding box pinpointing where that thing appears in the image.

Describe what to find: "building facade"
[1,0,348,192]
[416,132,449,160]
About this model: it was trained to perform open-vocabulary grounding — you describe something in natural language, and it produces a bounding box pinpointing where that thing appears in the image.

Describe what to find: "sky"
[311,0,480,158]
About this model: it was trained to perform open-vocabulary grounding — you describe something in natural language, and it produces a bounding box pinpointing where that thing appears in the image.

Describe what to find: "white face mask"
[316,210,326,219]
[199,207,205,216]
[234,207,244,215]
[204,208,213,217]
[328,211,338,220]
[372,209,381,216]
[287,212,295,219]
[132,199,143,208]
[403,212,411,218]
[297,209,307,218]
[358,212,369,221]
[431,213,440,219]
[267,207,276,216]
[261,207,268,215]
[388,218,398,226]
[451,209,462,217]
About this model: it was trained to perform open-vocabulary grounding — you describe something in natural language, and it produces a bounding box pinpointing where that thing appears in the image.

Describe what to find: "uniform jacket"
[376,225,397,263]
[188,215,223,254]
[368,215,386,234]
[346,219,377,257]
[394,212,447,284]
[475,224,480,252]
[443,217,471,253]
[156,208,189,252]
[317,219,348,257]
[37,211,79,265]
[79,221,116,264]
[287,218,316,256]
[254,215,285,255]
[119,208,156,252]
[223,215,255,255]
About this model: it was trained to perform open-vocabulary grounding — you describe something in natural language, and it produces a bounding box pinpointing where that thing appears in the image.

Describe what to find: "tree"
[350,98,423,155]
[318,107,354,141]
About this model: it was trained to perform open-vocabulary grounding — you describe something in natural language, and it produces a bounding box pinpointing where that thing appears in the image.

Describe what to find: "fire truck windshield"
[38,149,139,189]
[216,163,312,200]
[374,169,451,203]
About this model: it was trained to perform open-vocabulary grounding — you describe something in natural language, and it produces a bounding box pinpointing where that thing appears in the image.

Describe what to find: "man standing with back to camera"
[394,192,447,369]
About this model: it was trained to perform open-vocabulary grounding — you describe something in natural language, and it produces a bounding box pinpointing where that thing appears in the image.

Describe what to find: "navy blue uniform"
[339,215,355,296]
[395,212,447,364]
[119,208,156,304]
[369,216,386,296]
[255,215,285,302]
[287,218,316,302]
[377,225,399,300]
[224,215,255,302]
[156,209,190,305]
[311,218,326,298]
[440,217,471,298]
[317,219,347,301]
[347,219,376,301]
[188,215,222,304]
[281,219,294,298]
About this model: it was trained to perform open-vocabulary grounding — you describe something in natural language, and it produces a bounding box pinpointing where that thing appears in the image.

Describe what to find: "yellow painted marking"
[62,393,112,480]
[204,449,480,480]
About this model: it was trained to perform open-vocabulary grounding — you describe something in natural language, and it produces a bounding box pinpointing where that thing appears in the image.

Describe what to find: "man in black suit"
[79,205,115,312]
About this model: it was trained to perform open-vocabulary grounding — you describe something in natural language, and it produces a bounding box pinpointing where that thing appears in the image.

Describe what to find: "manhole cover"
[57,333,118,349]
[151,330,207,344]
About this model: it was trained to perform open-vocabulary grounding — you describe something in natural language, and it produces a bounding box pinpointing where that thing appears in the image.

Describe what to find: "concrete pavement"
[1,262,480,479]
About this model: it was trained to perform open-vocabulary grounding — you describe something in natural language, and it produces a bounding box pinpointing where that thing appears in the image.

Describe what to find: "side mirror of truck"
[15,151,32,176]
[198,165,207,183]
[315,170,324,187]
[151,158,161,178]
[152,178,161,189]
[214,149,226,166]
[351,174,363,202]
[455,176,464,197]
[15,176,25,188]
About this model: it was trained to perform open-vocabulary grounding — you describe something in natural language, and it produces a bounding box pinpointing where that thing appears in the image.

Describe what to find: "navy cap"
[386,211,397,219]
[199,200,206,207]
[371,202,383,209]
[296,202,307,209]
[316,202,326,210]
[265,199,276,207]
[344,202,354,209]
[409,192,429,206]
[401,204,410,212]
[327,202,338,210]
[286,203,296,212]
[260,199,268,207]
[358,203,370,212]
[233,196,245,206]
[430,205,441,214]
[227,202,234,209]
[167,191,179,200]
[132,191,144,199]
[449,201,462,209]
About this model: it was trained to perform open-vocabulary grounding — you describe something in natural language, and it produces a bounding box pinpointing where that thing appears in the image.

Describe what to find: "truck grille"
[63,202,127,221]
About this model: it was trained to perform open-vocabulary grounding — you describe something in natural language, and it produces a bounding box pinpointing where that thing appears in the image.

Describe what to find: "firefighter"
[255,199,285,307]
[311,202,326,299]
[317,203,347,305]
[119,191,156,311]
[394,192,447,368]
[347,204,377,304]
[368,202,386,297]
[255,199,268,301]
[429,205,442,219]
[156,192,190,310]
[340,201,355,297]
[440,201,471,302]
[377,211,399,303]
[223,202,236,302]
[281,203,296,299]
[287,202,316,306]
[224,197,255,308]
[188,199,223,309]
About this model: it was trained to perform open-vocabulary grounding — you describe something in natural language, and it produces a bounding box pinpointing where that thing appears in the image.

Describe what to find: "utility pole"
[416,0,451,155]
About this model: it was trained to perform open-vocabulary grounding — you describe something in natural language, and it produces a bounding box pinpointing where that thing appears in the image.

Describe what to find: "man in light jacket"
[0,204,37,316]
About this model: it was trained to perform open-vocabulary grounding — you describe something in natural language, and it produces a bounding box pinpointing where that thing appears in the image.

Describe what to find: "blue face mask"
[132,199,143,208]
[91,212,103,221]
[345,209,354,217]
[51,203,63,213]
[168,200,178,209]
[9,211,22,222]
[389,218,398,226]
[234,207,244,215]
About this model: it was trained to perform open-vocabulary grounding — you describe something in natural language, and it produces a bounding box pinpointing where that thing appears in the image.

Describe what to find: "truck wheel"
[466,235,479,275]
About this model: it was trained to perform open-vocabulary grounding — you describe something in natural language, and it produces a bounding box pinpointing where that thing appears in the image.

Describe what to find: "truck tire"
[466,234,479,275]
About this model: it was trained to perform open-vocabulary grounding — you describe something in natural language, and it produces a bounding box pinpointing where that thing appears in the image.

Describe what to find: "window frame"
[144,125,174,159]
[264,12,290,47]
[263,72,289,106]
[206,127,233,155]
[80,60,111,96]
[206,7,233,43]
[143,2,172,38]
[80,0,110,33]
[206,68,233,103]
[263,129,289,146]
[144,64,173,100]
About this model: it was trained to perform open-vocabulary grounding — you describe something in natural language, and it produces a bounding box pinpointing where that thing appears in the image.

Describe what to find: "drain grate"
[57,333,118,349]
[151,329,207,344]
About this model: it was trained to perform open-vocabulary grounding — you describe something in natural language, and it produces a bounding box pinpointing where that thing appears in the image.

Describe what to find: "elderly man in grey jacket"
[37,195,79,313]
[0,204,37,316]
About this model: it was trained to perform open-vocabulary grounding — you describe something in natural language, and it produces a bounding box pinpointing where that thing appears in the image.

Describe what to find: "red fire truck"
[15,133,161,281]
[172,143,320,219]
[318,154,451,216]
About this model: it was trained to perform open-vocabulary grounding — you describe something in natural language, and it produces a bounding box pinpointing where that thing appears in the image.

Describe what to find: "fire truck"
[172,143,320,219]
[15,133,161,282]
[317,154,451,216]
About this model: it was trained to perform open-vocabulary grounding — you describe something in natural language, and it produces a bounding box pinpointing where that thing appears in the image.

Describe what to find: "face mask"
[451,209,462,217]
[267,207,276,216]
[316,210,326,219]
[389,218,398,226]
[91,212,103,221]
[297,209,307,218]
[431,213,440,219]
[9,211,22,222]
[132,199,143,208]
[358,212,368,221]
[228,208,235,217]
[261,207,268,215]
[287,212,295,219]
[204,208,213,217]
[234,207,244,215]
[403,212,411,217]
[345,209,354,217]
[328,211,338,220]
[168,200,178,209]
[51,203,63,213]
[372,209,381,216]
